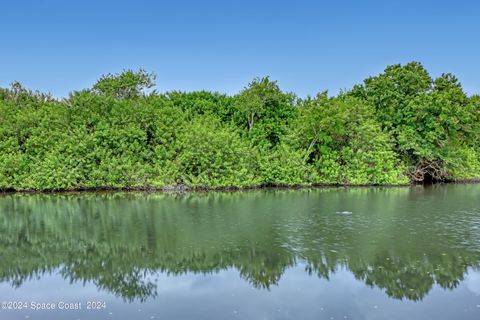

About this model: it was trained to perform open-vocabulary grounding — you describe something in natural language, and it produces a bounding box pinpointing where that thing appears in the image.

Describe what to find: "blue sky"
[1,0,479,98]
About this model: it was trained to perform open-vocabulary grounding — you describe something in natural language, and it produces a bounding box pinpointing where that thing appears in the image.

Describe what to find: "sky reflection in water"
[0,185,479,319]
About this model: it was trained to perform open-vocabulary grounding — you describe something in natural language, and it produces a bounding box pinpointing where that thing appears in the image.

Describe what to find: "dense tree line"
[0,62,479,190]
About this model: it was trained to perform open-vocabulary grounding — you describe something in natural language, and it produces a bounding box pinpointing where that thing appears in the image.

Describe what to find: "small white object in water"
[336,211,353,215]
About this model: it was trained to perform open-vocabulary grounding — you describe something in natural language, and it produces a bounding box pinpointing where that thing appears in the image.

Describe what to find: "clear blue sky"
[1,0,479,98]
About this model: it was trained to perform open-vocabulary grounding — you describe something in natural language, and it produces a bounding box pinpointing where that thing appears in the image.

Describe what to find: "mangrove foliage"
[0,62,479,190]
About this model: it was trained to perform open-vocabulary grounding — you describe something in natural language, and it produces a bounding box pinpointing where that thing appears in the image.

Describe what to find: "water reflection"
[0,185,479,303]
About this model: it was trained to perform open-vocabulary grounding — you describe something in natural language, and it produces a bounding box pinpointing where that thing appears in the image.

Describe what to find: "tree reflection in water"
[0,185,479,302]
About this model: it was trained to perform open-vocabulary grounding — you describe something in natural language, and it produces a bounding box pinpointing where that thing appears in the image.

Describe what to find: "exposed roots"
[408,160,447,183]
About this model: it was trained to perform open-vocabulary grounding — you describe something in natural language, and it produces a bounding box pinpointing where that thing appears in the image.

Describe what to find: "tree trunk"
[248,112,255,130]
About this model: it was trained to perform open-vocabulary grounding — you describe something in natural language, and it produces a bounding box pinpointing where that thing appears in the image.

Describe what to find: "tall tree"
[92,69,156,100]
[234,77,296,147]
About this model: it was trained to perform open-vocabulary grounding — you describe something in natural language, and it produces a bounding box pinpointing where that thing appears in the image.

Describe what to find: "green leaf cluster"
[0,63,478,190]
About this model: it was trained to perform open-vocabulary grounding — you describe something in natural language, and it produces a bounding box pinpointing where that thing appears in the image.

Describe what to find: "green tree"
[351,62,478,182]
[92,69,156,99]
[175,115,260,187]
[234,77,296,147]
[291,94,406,184]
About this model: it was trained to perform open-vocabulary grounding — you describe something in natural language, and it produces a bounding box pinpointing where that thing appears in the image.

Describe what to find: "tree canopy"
[0,62,479,191]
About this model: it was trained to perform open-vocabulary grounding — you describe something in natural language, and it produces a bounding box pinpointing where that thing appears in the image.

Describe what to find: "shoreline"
[1,179,479,195]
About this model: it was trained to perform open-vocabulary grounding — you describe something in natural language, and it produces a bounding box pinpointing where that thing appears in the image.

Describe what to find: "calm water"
[0,185,480,320]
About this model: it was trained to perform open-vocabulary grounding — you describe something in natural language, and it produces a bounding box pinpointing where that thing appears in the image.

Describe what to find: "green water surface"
[0,185,479,319]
